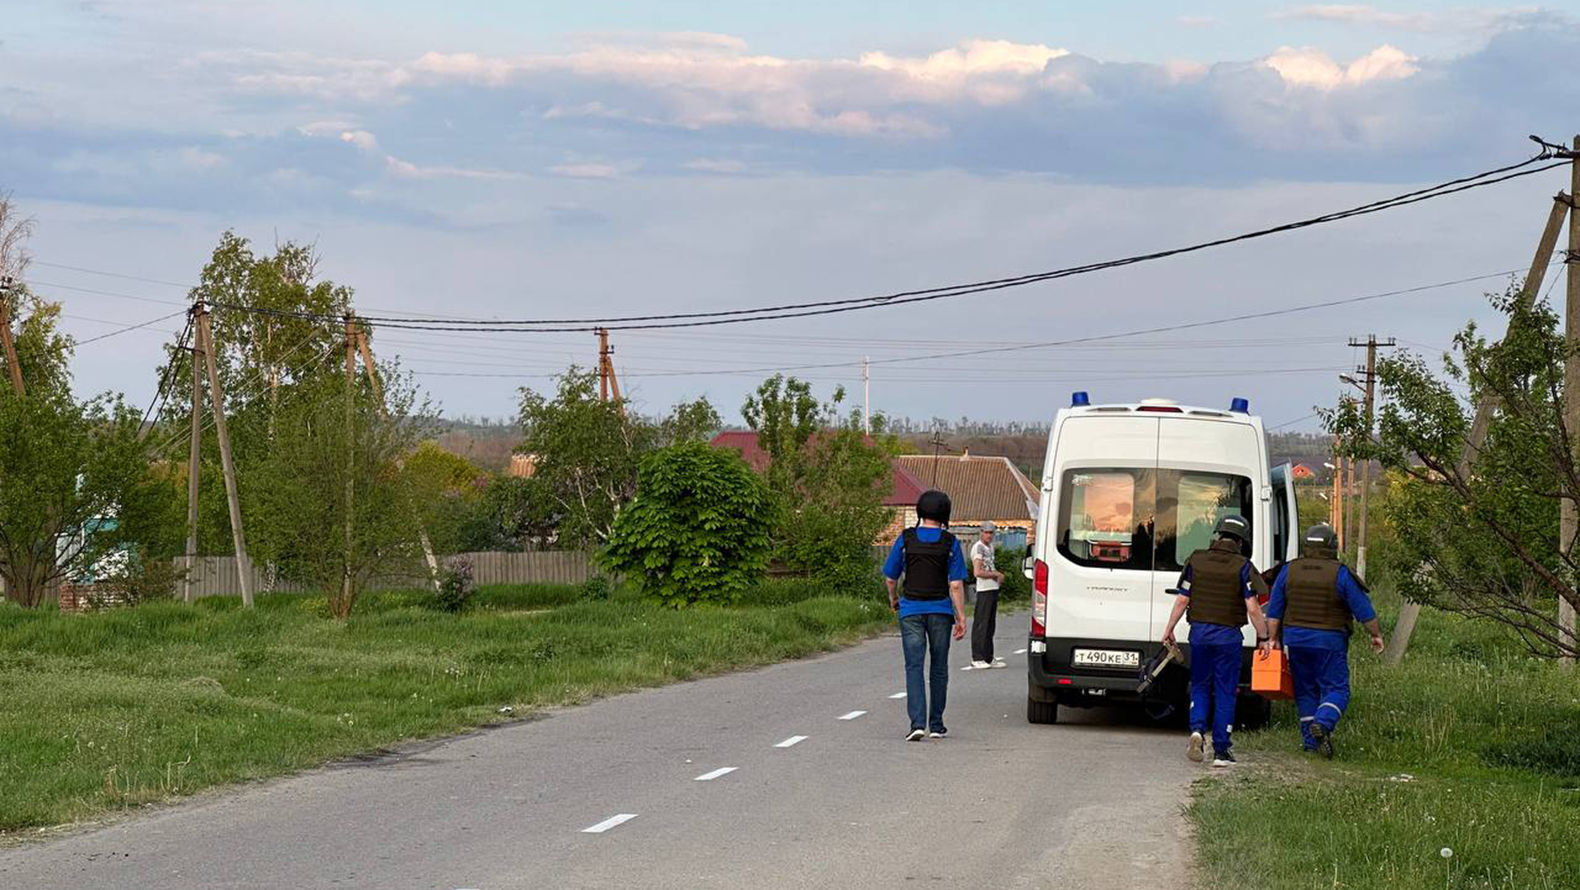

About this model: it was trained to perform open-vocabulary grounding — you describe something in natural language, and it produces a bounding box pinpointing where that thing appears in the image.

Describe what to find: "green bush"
[993,544,1031,603]
[433,556,475,613]
[578,574,613,602]
[600,443,772,608]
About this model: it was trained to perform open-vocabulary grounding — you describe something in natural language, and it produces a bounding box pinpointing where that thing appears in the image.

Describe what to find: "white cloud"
[385,156,525,180]
[339,129,379,151]
[1273,5,1538,33]
[1263,44,1418,89]
[684,158,747,174]
[549,161,641,179]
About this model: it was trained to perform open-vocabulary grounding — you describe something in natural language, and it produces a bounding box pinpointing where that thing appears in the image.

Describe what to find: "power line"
[202,153,1567,332]
[72,309,190,346]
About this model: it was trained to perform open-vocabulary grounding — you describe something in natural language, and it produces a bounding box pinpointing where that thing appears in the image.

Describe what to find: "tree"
[658,396,723,446]
[601,442,772,607]
[0,392,169,607]
[471,475,559,551]
[155,233,353,557]
[1327,284,1579,660]
[249,367,433,617]
[742,375,892,590]
[516,367,654,547]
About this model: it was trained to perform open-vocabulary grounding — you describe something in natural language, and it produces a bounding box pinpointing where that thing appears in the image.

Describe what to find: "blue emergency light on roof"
[1071,391,1090,407]
[1230,397,1250,413]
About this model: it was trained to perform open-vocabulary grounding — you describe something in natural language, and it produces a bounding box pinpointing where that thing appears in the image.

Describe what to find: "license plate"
[1072,648,1140,668]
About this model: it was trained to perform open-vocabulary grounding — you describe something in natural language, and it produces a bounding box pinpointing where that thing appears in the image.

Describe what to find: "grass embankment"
[1191,591,1580,889]
[0,581,891,832]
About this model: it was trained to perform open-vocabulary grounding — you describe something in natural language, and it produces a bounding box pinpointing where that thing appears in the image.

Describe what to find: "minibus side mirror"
[1022,555,1036,580]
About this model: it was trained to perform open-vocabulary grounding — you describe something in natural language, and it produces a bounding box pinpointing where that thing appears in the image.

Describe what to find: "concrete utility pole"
[1563,133,1580,667]
[0,277,24,396]
[862,355,870,435]
[595,327,625,414]
[344,315,357,610]
[1387,184,1573,664]
[195,304,253,607]
[1348,336,1396,581]
[183,310,204,604]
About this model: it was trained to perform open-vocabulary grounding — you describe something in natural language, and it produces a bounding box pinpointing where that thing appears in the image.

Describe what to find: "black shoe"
[905,728,927,742]
[1310,723,1335,759]
[1211,750,1237,768]
[928,726,948,739]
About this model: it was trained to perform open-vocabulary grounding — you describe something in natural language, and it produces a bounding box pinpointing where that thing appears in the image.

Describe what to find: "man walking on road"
[884,490,969,741]
[1265,524,1384,759]
[1160,515,1271,767]
[970,522,1007,669]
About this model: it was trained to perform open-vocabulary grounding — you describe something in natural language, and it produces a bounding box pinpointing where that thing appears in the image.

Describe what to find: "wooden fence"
[180,550,597,598]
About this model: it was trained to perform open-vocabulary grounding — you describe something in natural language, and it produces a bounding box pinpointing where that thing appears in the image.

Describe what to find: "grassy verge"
[1190,591,1580,889]
[0,580,891,833]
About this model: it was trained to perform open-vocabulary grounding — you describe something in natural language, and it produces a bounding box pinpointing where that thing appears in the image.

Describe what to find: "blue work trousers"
[900,613,952,732]
[1189,643,1240,754]
[1288,646,1351,749]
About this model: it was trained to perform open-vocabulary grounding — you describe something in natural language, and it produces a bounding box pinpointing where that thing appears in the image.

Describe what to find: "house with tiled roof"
[891,450,1040,545]
[709,431,928,543]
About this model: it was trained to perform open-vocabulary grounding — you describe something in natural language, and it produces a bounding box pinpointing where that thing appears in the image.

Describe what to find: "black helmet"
[1303,523,1338,555]
[1214,514,1250,543]
[916,489,952,525]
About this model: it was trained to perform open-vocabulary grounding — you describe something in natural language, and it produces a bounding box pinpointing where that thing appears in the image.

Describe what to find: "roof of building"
[709,430,927,507]
[892,451,1040,521]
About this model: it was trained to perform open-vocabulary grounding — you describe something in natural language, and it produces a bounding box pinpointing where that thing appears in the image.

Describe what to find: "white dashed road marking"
[889,692,907,699]
[838,710,866,721]
[774,735,808,748]
[1014,648,1028,655]
[693,767,737,781]
[582,814,638,834]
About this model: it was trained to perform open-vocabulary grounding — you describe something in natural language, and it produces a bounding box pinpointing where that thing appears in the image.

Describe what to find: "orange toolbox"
[1252,648,1295,699]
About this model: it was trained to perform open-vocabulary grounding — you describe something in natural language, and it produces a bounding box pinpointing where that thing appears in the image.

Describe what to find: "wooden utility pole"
[1386,186,1572,664]
[1349,335,1396,581]
[1340,454,1352,552]
[596,327,625,414]
[928,430,947,486]
[194,304,253,607]
[183,310,204,604]
[1562,133,1580,668]
[0,277,24,396]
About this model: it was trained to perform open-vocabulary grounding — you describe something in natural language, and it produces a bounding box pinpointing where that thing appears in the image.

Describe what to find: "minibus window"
[1153,471,1254,571]
[1057,469,1155,571]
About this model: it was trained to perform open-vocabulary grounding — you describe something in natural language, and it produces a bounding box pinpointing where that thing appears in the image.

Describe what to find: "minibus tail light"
[1031,559,1049,637]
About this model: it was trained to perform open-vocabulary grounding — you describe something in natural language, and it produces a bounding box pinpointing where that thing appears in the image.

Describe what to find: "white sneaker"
[989,659,1008,669]
[905,728,927,742]
[970,660,993,670]
[1187,732,1206,763]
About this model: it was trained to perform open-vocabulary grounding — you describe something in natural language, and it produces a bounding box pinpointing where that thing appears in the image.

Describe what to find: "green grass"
[1190,591,1580,889]
[0,582,892,833]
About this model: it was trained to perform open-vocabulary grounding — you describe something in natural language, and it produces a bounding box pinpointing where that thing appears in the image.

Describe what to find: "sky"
[5,1,1580,431]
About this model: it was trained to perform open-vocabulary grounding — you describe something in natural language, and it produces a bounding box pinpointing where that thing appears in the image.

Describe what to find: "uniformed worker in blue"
[1265,523,1386,759]
[1160,515,1272,767]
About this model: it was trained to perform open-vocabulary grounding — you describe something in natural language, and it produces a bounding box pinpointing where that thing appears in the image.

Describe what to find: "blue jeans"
[1289,646,1351,748]
[901,613,953,732]
[1189,643,1240,754]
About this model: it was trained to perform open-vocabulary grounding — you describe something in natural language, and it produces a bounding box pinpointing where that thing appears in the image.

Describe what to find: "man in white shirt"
[969,522,1007,669]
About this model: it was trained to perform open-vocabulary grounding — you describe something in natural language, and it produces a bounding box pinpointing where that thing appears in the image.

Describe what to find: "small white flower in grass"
[1440,847,1453,859]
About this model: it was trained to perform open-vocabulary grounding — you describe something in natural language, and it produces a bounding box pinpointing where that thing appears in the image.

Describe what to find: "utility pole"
[344,315,357,610]
[862,356,871,435]
[1348,335,1396,581]
[355,326,441,591]
[0,277,24,396]
[194,303,253,607]
[1562,133,1580,667]
[183,308,204,604]
[1341,453,1353,553]
[1387,185,1573,664]
[928,430,947,487]
[595,327,625,414]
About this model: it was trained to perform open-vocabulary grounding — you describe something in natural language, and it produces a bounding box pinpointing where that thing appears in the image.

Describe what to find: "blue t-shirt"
[1267,563,1377,651]
[883,527,968,618]
[1175,557,1258,648]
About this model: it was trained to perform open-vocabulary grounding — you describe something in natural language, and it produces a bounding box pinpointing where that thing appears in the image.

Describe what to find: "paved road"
[0,618,1199,889]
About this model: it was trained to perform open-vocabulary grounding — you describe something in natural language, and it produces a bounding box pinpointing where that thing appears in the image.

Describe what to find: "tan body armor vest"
[1185,540,1250,628]
[1282,557,1352,631]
